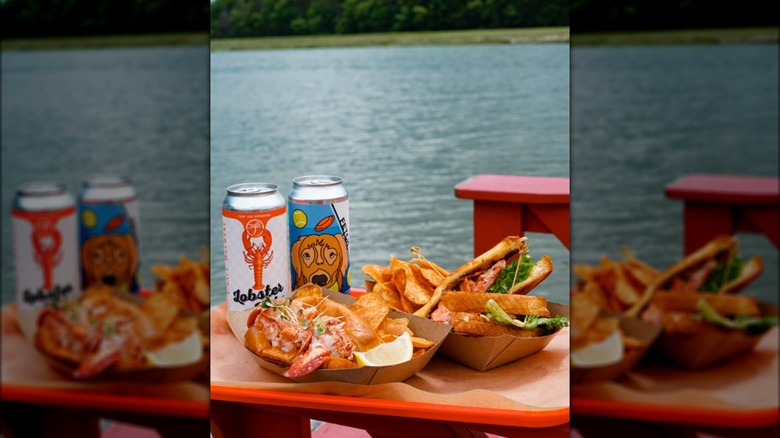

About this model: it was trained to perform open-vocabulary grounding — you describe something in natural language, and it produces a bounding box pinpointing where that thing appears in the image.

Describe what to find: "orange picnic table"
[1,385,209,437]
[455,175,570,255]
[211,174,572,438]
[666,174,779,253]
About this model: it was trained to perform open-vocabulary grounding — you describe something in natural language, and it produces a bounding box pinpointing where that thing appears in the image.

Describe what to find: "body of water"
[571,44,779,304]
[1,46,210,304]
[210,44,571,306]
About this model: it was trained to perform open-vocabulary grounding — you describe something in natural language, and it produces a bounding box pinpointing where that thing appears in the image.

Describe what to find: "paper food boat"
[437,302,569,371]
[571,313,661,384]
[40,349,209,383]
[653,302,777,370]
[25,290,208,383]
[226,287,452,385]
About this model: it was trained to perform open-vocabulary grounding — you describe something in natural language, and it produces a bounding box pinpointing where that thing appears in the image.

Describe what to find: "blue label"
[288,201,350,294]
[78,201,139,293]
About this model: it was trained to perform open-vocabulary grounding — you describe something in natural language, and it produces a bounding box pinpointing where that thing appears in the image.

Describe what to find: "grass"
[572,27,778,46]
[2,32,209,51]
[210,27,569,51]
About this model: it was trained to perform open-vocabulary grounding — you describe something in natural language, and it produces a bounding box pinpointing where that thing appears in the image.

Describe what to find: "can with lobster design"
[222,182,291,311]
[288,175,350,294]
[78,175,141,293]
[12,182,80,334]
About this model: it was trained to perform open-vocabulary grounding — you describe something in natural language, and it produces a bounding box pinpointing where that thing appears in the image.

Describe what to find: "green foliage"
[209,0,569,38]
[1,0,208,38]
[571,0,778,32]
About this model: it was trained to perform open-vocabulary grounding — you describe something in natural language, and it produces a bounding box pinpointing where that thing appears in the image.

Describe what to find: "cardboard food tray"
[571,313,662,384]
[39,348,209,384]
[438,302,569,371]
[653,302,778,370]
[225,287,452,385]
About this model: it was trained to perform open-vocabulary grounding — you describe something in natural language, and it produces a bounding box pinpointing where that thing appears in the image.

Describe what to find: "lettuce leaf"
[699,254,743,292]
[487,252,535,293]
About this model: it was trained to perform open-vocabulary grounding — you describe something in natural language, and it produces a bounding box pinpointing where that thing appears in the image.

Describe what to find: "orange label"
[222,206,290,311]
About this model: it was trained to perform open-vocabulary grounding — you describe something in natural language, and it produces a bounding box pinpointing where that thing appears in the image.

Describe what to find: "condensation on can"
[12,182,80,316]
[78,175,141,293]
[288,175,351,294]
[222,182,291,311]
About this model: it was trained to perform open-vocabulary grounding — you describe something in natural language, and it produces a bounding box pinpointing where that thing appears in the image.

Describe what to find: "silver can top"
[16,181,67,197]
[80,174,136,202]
[292,175,343,187]
[15,181,74,211]
[82,174,132,189]
[226,182,279,196]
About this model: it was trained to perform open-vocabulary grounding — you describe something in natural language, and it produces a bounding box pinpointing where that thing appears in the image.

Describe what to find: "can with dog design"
[78,175,140,293]
[222,182,291,311]
[12,182,81,331]
[288,175,350,294]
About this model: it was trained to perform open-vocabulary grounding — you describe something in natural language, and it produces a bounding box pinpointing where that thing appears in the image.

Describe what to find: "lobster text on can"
[222,183,291,311]
[12,182,80,313]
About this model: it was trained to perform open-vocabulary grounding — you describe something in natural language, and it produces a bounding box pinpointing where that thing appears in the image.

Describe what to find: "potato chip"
[349,292,390,332]
[323,356,358,370]
[411,336,434,349]
[141,293,180,332]
[152,254,210,313]
[380,317,410,338]
[362,264,393,283]
[373,282,403,311]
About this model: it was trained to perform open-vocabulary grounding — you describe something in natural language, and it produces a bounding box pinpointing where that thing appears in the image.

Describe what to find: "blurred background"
[570,2,778,437]
[1,1,210,303]
[570,0,778,305]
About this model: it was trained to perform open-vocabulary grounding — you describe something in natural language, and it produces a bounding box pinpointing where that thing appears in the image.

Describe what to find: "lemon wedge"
[146,331,202,367]
[354,332,413,367]
[571,329,624,368]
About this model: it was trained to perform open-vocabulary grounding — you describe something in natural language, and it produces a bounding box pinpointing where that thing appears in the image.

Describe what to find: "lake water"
[1,46,210,304]
[571,44,779,304]
[210,44,571,306]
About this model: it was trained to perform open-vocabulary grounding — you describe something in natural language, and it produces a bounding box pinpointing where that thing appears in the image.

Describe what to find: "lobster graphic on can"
[12,182,80,310]
[222,183,291,311]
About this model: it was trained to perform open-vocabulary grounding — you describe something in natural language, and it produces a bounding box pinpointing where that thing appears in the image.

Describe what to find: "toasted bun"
[626,235,761,317]
[449,312,546,337]
[414,236,552,318]
[438,236,552,295]
[720,256,763,295]
[510,256,554,295]
[438,236,528,291]
[441,292,551,317]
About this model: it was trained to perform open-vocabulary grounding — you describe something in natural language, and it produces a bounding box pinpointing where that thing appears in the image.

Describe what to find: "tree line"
[210,0,569,38]
[571,0,779,32]
[1,0,208,38]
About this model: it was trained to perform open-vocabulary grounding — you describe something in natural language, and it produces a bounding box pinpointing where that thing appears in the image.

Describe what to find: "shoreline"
[210,27,569,51]
[1,32,209,51]
[2,27,776,52]
[572,27,778,46]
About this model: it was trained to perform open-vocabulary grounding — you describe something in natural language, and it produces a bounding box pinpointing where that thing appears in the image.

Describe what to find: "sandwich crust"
[441,292,551,317]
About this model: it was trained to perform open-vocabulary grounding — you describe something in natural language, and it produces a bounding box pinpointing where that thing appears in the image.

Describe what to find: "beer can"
[288,175,350,294]
[222,183,291,311]
[78,175,141,293]
[12,182,80,335]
